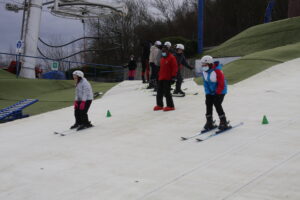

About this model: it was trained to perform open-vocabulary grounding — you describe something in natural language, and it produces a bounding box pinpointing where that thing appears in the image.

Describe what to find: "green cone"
[262,115,269,124]
[106,110,112,118]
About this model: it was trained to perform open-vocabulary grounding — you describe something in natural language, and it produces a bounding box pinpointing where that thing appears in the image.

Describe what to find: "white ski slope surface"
[0,58,300,200]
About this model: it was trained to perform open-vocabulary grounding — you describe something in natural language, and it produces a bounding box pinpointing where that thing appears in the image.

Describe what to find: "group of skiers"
[150,41,230,131]
[70,43,230,132]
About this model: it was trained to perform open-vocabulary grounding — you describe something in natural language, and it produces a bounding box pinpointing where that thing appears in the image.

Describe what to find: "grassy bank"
[0,69,116,116]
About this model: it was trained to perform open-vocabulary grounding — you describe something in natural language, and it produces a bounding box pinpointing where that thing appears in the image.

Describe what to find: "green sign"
[51,61,59,71]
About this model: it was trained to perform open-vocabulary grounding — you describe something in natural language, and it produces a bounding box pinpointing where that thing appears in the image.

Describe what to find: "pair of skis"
[54,126,94,136]
[181,122,244,142]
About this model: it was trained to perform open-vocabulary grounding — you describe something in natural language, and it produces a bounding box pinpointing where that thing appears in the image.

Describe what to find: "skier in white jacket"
[71,70,93,130]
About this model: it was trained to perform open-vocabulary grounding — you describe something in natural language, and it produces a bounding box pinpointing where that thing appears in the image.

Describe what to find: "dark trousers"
[75,100,92,125]
[156,80,174,107]
[205,94,225,117]
[142,59,150,82]
[175,70,183,92]
[150,63,159,88]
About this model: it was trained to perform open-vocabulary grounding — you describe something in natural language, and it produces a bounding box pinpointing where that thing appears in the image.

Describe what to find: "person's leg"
[163,80,175,108]
[155,80,164,108]
[205,95,214,116]
[175,71,183,93]
[128,70,134,80]
[147,63,155,89]
[203,95,215,129]
[80,100,92,126]
[213,94,229,130]
[142,60,146,83]
[213,94,225,117]
[132,70,136,80]
[71,103,81,129]
[153,64,159,91]
[146,62,150,82]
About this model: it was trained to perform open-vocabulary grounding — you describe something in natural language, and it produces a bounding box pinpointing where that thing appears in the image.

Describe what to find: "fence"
[0,52,196,82]
[0,52,125,82]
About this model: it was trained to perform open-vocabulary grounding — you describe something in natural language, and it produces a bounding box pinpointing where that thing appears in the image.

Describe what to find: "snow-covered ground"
[1,58,300,200]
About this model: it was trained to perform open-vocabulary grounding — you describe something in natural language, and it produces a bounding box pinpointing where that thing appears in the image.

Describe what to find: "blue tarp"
[42,71,66,80]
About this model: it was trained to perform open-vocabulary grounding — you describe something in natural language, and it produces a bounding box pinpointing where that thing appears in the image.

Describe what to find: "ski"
[60,125,94,136]
[181,126,217,141]
[53,129,74,135]
[196,122,244,142]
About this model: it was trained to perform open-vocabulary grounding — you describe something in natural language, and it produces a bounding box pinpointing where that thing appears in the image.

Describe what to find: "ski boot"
[70,123,80,129]
[163,107,175,112]
[203,115,216,130]
[218,115,230,130]
[153,105,163,111]
[178,90,185,97]
[173,90,185,97]
[77,122,93,131]
[146,80,154,89]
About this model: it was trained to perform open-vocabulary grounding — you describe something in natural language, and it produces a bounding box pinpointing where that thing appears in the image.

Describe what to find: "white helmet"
[176,44,185,50]
[154,41,162,46]
[164,41,172,48]
[200,55,214,64]
[73,70,84,78]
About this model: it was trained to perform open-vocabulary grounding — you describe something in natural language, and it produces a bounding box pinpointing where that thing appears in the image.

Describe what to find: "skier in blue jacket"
[200,55,230,131]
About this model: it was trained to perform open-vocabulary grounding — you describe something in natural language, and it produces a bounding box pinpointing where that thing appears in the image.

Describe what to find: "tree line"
[86,0,288,66]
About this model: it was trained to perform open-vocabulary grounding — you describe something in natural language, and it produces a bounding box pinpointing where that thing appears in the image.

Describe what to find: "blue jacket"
[202,62,227,95]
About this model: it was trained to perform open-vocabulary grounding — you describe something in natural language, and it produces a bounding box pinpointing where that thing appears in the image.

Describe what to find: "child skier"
[126,55,137,80]
[200,55,230,131]
[71,70,93,131]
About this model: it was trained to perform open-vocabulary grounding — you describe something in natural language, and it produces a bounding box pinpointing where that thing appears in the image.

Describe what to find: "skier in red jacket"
[153,45,178,112]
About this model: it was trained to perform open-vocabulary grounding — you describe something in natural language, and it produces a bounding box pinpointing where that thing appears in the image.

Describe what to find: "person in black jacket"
[126,55,137,80]
[173,44,193,97]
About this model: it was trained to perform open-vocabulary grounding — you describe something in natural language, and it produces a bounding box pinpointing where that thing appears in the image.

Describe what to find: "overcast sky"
[0,0,83,52]
[0,0,182,53]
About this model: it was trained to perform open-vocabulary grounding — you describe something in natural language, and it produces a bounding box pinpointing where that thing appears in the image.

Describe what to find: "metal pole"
[197,0,204,54]
[16,0,27,79]
[16,54,19,78]
[20,0,27,41]
[20,0,43,79]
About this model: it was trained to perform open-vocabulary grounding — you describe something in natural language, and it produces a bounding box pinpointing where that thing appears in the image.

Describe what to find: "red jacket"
[158,53,178,80]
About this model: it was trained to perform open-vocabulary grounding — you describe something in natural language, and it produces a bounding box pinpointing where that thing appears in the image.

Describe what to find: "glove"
[74,101,79,109]
[79,101,86,110]
[171,77,177,85]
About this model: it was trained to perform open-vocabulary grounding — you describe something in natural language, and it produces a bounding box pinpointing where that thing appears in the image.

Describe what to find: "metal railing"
[0,52,125,82]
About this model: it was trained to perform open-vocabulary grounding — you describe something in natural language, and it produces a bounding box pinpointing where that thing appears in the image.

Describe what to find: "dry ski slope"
[0,58,300,200]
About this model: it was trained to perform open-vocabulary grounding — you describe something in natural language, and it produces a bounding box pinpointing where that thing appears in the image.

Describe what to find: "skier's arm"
[215,69,225,94]
[181,56,193,70]
[75,86,79,101]
[171,56,178,77]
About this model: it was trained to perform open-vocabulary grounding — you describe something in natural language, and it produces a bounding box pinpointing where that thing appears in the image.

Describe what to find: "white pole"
[20,0,43,79]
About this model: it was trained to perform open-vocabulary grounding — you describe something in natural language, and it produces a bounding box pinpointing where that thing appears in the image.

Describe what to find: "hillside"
[195,16,300,84]
[0,69,116,116]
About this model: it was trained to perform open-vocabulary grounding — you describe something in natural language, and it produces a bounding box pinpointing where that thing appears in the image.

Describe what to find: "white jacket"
[75,78,93,101]
[149,45,161,66]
